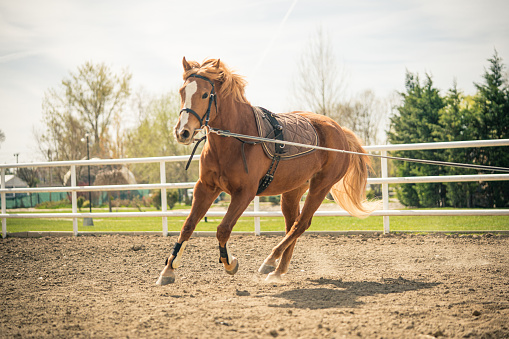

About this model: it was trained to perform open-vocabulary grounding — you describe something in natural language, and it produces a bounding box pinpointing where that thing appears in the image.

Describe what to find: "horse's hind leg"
[261,177,334,281]
[259,185,307,275]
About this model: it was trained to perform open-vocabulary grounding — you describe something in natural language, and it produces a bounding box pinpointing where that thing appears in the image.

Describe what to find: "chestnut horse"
[156,57,377,285]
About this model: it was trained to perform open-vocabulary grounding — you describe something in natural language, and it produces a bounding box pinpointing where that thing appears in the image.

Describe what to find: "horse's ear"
[213,59,221,69]
[183,57,192,71]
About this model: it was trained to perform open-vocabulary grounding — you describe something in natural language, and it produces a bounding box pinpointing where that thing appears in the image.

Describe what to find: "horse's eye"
[202,93,209,99]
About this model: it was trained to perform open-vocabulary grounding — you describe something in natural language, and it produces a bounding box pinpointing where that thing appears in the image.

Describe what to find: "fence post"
[160,161,168,237]
[1,168,6,238]
[71,165,78,236]
[381,151,390,233]
[254,196,260,236]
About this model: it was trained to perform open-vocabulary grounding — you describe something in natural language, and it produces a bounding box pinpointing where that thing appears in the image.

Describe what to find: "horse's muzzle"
[175,128,193,145]
[176,127,194,145]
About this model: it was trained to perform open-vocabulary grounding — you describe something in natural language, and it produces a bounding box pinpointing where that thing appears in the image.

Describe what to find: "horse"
[156,57,378,285]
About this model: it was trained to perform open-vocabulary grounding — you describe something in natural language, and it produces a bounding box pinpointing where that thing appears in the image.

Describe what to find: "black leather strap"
[185,136,207,170]
[257,155,281,195]
[179,74,217,129]
[219,244,230,265]
[165,241,184,266]
[256,107,284,194]
[259,107,285,155]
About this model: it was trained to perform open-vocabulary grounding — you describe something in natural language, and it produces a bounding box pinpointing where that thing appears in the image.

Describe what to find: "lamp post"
[81,133,93,226]
[13,153,19,208]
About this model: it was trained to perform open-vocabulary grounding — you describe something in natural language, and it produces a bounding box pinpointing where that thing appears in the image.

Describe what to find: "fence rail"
[1,139,509,238]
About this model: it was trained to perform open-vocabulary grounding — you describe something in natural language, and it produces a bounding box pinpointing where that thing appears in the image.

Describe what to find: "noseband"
[179,74,217,128]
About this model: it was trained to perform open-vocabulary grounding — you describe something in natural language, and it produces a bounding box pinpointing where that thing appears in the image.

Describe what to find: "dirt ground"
[1,233,508,338]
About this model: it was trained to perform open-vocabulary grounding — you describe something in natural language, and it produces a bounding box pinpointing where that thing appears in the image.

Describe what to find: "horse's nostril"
[181,130,190,139]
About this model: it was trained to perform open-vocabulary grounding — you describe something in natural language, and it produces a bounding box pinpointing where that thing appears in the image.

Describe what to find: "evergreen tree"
[471,51,509,207]
[438,84,478,207]
[388,72,447,207]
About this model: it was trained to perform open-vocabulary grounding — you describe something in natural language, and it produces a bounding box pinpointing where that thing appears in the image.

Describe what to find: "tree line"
[388,51,509,208]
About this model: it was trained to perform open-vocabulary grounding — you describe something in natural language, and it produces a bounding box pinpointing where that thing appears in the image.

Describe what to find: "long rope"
[205,128,509,173]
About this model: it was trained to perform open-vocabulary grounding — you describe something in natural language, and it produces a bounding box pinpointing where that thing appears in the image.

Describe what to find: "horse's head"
[174,57,219,145]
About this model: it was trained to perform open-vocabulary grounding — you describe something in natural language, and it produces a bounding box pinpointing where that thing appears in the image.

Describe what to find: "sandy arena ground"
[1,233,508,338]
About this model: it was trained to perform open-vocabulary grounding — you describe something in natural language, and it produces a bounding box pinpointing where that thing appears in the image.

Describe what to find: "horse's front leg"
[216,190,255,276]
[156,181,220,285]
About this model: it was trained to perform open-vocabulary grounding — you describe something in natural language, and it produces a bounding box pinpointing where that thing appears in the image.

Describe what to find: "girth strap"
[256,107,285,195]
[256,155,281,195]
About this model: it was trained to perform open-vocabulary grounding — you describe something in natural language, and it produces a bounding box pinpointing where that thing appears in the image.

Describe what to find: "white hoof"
[225,257,239,275]
[258,262,276,274]
[156,269,175,285]
[265,271,282,283]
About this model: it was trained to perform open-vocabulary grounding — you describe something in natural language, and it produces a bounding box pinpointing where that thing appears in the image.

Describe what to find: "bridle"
[180,73,219,170]
[179,74,217,129]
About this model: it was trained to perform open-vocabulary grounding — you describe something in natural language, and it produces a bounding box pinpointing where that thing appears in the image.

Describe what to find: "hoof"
[258,262,276,274]
[225,258,239,276]
[265,271,282,282]
[156,270,175,285]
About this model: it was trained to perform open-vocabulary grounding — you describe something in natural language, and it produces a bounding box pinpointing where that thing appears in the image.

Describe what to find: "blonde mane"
[183,58,250,105]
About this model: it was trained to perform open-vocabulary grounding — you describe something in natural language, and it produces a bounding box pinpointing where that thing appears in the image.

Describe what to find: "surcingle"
[252,106,319,160]
[252,106,319,194]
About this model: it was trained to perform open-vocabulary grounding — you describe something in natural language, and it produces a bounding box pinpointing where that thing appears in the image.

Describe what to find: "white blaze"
[178,81,198,134]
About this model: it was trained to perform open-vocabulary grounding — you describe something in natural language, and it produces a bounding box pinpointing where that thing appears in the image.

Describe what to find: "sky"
[0,0,508,164]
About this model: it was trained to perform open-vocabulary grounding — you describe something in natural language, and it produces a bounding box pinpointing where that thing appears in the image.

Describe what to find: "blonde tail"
[330,128,381,218]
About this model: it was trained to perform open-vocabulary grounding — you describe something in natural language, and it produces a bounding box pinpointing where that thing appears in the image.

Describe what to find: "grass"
[3,209,509,233]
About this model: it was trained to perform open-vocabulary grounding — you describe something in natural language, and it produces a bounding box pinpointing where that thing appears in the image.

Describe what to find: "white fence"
[1,139,509,238]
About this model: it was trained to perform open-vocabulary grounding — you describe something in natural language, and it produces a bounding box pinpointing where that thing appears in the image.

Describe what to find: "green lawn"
[3,210,509,233]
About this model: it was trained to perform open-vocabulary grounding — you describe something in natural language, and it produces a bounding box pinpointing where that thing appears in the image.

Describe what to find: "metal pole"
[71,165,78,236]
[48,150,53,202]
[381,151,390,234]
[1,168,6,238]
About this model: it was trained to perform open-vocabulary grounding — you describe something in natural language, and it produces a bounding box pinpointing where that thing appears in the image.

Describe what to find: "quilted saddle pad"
[252,106,319,160]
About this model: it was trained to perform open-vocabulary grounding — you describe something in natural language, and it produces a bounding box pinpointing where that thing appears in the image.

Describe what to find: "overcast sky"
[1,0,508,164]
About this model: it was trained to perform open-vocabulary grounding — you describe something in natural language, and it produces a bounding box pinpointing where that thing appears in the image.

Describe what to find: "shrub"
[268,195,281,206]
[77,196,85,211]
[151,190,179,210]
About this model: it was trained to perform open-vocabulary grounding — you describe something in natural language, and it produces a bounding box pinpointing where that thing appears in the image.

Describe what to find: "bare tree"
[94,166,136,212]
[34,104,87,184]
[36,62,131,162]
[62,62,131,154]
[35,62,132,183]
[17,167,39,206]
[292,26,347,121]
[342,90,385,146]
